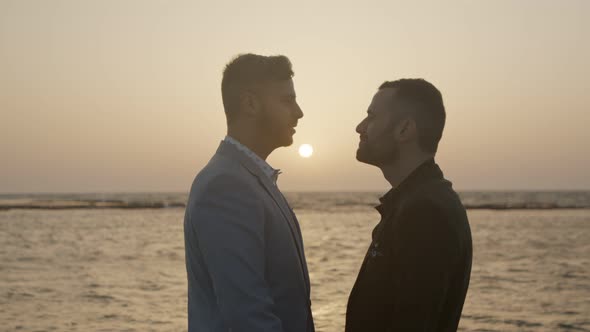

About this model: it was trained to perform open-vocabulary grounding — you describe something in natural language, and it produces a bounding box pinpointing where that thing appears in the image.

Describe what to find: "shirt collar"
[224,136,282,184]
[375,158,441,215]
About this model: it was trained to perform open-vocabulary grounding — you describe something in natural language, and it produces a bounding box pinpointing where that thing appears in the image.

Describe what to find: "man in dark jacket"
[346,79,472,332]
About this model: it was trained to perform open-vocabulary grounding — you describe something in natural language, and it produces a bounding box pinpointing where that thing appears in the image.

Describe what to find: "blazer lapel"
[216,141,310,292]
[253,172,311,294]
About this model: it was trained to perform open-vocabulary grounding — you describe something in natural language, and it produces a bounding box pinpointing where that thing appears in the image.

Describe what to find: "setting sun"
[298,144,314,158]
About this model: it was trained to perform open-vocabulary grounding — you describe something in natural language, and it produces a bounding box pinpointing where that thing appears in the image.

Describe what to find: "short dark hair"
[379,79,446,154]
[221,54,294,122]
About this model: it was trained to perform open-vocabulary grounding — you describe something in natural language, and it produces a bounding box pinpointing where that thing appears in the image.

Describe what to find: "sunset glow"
[299,144,314,158]
[0,1,588,192]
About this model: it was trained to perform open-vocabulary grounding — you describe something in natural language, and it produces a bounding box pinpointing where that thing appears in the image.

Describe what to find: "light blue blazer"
[184,141,314,332]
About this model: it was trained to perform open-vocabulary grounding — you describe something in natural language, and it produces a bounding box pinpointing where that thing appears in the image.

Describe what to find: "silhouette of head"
[222,54,303,148]
[356,79,446,167]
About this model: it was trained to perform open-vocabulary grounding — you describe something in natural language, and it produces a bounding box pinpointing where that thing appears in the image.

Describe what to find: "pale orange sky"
[1,0,589,193]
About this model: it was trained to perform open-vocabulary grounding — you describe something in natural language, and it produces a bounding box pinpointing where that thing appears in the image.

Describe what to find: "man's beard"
[257,109,293,148]
[356,140,400,167]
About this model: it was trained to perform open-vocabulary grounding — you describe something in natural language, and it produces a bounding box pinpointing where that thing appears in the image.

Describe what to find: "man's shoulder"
[394,178,471,245]
[189,153,258,199]
[401,177,464,216]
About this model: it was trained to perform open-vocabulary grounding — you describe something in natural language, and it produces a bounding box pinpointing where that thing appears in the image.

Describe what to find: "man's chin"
[284,134,295,146]
[356,150,370,163]
[262,131,294,149]
[276,135,294,148]
[356,149,379,166]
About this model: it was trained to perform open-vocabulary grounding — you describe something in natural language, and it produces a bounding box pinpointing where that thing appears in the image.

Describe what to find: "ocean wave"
[1,191,589,210]
[0,200,186,210]
[462,203,590,210]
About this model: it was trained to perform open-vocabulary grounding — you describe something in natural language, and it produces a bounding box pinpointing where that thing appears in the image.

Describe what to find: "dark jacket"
[346,159,472,332]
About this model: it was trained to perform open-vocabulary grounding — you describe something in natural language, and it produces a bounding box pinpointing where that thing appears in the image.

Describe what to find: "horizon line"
[1,189,590,195]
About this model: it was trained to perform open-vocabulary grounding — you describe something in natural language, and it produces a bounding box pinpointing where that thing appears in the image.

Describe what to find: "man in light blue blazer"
[184,54,314,332]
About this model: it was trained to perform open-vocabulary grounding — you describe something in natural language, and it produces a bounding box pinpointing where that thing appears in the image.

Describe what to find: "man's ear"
[239,91,260,117]
[397,117,417,142]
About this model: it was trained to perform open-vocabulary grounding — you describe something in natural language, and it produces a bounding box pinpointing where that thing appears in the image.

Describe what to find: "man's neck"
[380,153,434,189]
[227,128,274,160]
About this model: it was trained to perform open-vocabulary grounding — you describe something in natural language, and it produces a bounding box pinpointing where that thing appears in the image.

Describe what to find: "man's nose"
[295,104,304,119]
[356,119,366,134]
